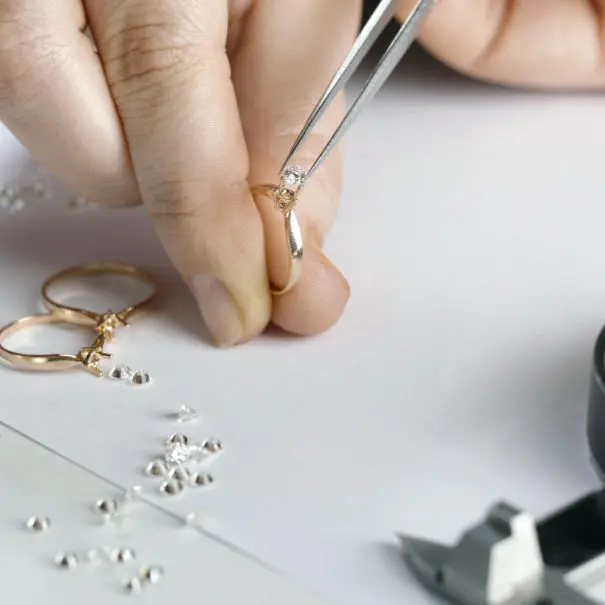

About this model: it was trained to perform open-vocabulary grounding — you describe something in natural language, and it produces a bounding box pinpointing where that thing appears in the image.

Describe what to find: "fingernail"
[189,275,243,346]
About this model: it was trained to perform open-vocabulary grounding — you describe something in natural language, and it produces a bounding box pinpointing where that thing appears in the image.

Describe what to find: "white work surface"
[1,47,604,605]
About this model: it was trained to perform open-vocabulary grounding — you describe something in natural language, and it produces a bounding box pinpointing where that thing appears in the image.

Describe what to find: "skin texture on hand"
[397,0,605,89]
[0,1,601,348]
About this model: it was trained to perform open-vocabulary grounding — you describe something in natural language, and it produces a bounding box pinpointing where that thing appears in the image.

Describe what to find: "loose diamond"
[160,480,183,496]
[112,547,136,564]
[25,516,51,532]
[164,442,191,465]
[192,472,214,487]
[125,577,143,594]
[146,460,167,477]
[202,438,224,454]
[108,366,134,381]
[166,433,189,446]
[176,405,198,423]
[142,565,165,584]
[55,552,79,569]
[281,165,306,190]
[95,498,119,518]
[132,371,152,385]
[168,466,191,482]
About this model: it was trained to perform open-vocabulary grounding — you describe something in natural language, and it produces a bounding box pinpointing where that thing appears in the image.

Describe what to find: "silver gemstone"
[192,472,214,487]
[164,442,191,465]
[55,552,79,569]
[202,438,224,454]
[25,516,51,532]
[132,371,152,385]
[125,577,143,594]
[168,466,191,482]
[112,547,136,564]
[166,433,189,446]
[95,498,119,517]
[146,460,167,477]
[143,565,165,584]
[160,479,183,496]
[108,366,134,381]
[282,165,306,190]
[176,405,198,423]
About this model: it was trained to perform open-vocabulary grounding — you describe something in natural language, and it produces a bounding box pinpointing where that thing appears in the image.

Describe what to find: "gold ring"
[41,262,157,340]
[0,314,111,377]
[252,166,306,296]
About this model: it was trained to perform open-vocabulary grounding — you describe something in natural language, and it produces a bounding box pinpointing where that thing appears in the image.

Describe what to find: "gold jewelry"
[252,166,306,296]
[41,262,156,340]
[0,314,111,376]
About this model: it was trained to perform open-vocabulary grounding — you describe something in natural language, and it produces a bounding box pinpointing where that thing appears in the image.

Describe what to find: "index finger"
[84,0,271,346]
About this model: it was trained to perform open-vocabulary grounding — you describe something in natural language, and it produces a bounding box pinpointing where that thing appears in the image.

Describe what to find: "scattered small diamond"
[95,498,119,518]
[168,466,191,482]
[202,438,224,454]
[108,366,134,382]
[55,552,79,569]
[142,565,165,584]
[166,433,189,446]
[159,479,183,496]
[25,516,51,533]
[176,405,199,423]
[164,442,191,466]
[112,547,136,564]
[132,371,152,385]
[125,577,143,594]
[192,472,214,487]
[146,460,167,477]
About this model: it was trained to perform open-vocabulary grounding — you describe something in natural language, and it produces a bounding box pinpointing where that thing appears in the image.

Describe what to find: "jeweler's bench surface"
[2,47,605,605]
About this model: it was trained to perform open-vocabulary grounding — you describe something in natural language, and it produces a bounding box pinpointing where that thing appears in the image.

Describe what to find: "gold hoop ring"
[0,314,111,376]
[41,262,157,339]
[252,184,304,296]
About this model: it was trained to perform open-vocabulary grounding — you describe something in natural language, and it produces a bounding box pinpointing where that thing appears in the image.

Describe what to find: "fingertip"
[271,246,350,336]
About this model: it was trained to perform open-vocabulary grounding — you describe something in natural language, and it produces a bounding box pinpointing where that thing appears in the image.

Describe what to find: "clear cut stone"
[125,577,143,594]
[176,405,198,423]
[166,432,189,446]
[164,442,191,465]
[160,479,183,496]
[26,516,51,532]
[95,498,119,518]
[202,438,224,454]
[112,547,136,563]
[55,552,79,569]
[282,165,306,189]
[168,466,191,482]
[108,366,134,381]
[143,565,165,584]
[132,371,152,385]
[146,460,167,477]
[191,472,214,487]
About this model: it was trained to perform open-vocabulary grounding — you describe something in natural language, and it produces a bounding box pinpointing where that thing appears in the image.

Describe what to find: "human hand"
[398,0,605,89]
[0,0,360,346]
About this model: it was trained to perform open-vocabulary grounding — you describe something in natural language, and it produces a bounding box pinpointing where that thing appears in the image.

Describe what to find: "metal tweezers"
[280,0,436,186]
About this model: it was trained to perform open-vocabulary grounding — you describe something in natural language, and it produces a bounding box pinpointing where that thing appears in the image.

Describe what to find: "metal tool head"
[399,494,605,605]
[280,0,436,185]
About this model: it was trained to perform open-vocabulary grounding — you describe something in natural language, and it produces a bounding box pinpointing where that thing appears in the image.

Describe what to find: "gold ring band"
[41,262,157,339]
[252,184,304,296]
[0,314,111,376]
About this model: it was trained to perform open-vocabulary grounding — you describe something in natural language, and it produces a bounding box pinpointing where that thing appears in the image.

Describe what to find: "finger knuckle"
[102,10,207,96]
[0,9,56,102]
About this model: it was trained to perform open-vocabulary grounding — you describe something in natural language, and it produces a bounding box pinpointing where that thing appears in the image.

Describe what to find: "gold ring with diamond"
[41,262,157,340]
[252,165,306,296]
